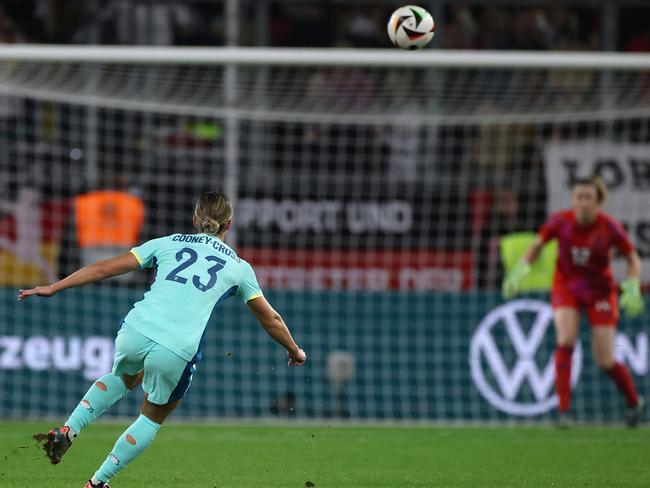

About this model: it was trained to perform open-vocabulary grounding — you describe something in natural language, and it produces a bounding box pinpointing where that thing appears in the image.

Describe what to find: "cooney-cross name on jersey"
[171,234,240,261]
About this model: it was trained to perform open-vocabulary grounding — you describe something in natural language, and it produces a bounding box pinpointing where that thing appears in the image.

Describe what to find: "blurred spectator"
[342,8,382,47]
[34,0,85,43]
[441,5,601,52]
[442,6,477,50]
[623,21,650,104]
[0,5,25,144]
[74,180,144,280]
[381,71,421,182]
[0,0,634,52]
[0,5,24,43]
[512,9,548,50]
[547,7,600,50]
[272,3,334,47]
[624,25,650,53]
[302,66,381,179]
[544,7,578,48]
[474,8,512,50]
[269,3,290,46]
[475,189,524,290]
[468,124,533,175]
[75,1,198,45]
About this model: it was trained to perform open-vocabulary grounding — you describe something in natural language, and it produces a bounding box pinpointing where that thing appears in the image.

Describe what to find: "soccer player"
[18,191,307,488]
[503,176,645,427]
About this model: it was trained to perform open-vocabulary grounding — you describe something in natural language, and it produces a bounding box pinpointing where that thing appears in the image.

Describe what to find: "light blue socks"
[63,373,159,484]
[93,414,161,483]
[64,373,129,437]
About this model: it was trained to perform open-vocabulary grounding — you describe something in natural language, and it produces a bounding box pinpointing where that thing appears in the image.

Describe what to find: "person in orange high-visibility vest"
[75,190,145,277]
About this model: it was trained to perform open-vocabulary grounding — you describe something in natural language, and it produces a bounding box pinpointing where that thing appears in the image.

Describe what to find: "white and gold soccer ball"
[387,5,435,50]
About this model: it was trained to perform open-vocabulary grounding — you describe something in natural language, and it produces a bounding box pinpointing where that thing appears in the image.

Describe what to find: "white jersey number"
[571,246,590,266]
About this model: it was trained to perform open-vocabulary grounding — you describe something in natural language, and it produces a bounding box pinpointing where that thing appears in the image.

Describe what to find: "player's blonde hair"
[574,176,608,205]
[194,191,232,236]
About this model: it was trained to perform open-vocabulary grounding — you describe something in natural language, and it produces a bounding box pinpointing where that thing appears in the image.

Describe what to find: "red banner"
[0,196,70,286]
[239,248,472,291]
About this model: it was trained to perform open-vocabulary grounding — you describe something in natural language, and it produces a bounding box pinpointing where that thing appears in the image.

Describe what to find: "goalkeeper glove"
[620,278,645,318]
[502,260,531,300]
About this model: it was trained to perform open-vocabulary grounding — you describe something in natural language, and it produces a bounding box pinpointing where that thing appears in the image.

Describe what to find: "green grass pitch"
[1,421,649,487]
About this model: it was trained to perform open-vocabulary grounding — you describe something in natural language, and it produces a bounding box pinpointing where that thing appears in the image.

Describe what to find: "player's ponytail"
[573,176,608,205]
[591,176,608,205]
[194,191,232,236]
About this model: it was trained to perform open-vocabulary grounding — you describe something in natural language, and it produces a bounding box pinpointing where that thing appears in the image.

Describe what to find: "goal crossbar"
[0,45,649,69]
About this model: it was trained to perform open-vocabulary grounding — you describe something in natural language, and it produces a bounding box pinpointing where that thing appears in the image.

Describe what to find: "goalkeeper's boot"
[84,481,110,488]
[555,411,573,429]
[625,396,645,428]
[33,426,72,464]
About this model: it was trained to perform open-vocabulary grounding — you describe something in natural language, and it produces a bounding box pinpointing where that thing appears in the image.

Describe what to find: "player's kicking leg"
[34,371,143,465]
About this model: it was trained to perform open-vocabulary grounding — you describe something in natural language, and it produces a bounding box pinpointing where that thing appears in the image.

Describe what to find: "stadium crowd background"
[1,1,649,291]
[0,1,647,52]
[0,0,649,425]
[1,1,649,292]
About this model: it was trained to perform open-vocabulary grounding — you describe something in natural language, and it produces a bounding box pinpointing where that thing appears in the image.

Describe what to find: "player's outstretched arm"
[17,252,140,301]
[521,236,545,266]
[502,236,545,300]
[247,296,306,366]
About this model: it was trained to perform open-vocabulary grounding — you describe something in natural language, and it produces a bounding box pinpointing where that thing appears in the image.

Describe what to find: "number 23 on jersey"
[165,247,226,292]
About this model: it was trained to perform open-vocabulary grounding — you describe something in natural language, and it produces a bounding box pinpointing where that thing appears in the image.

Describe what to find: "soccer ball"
[387,5,435,50]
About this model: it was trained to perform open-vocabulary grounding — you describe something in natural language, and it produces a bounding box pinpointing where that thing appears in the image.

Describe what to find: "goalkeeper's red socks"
[555,347,638,412]
[555,345,573,413]
[606,362,639,407]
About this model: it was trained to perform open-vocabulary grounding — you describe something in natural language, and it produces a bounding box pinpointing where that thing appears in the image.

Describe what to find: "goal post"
[0,46,649,422]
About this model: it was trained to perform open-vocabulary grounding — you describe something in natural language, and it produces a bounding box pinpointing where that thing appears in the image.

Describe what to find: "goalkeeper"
[502,176,645,427]
[19,191,307,488]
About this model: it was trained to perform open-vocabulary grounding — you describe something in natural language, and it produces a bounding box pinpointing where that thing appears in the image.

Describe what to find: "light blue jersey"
[124,233,263,362]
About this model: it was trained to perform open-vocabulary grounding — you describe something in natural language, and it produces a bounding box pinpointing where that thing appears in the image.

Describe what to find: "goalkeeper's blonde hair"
[194,191,232,236]
[574,175,608,205]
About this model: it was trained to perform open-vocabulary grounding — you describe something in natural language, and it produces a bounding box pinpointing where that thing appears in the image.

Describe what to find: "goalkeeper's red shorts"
[551,281,619,327]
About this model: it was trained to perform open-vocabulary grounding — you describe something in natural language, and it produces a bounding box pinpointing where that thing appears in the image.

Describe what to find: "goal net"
[0,47,649,422]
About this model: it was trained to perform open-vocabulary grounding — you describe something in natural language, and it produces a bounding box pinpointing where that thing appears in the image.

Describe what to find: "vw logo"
[470,299,582,416]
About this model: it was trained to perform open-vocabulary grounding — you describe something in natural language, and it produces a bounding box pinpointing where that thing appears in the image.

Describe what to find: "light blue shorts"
[112,323,195,405]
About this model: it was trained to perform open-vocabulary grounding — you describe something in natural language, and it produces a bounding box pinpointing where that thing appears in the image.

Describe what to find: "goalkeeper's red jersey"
[539,210,634,304]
